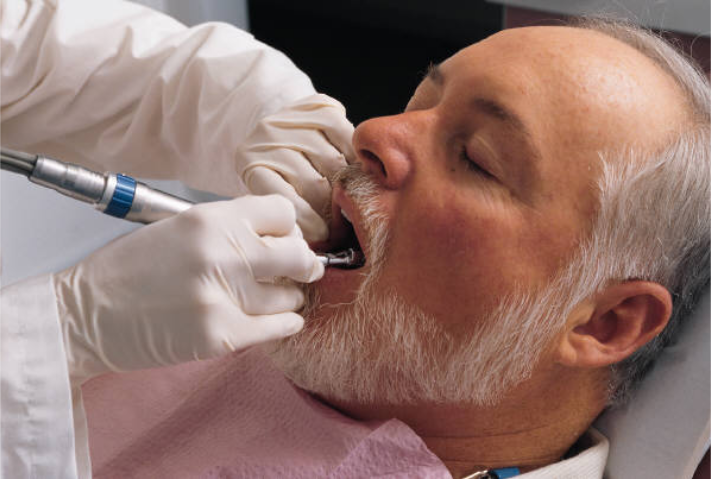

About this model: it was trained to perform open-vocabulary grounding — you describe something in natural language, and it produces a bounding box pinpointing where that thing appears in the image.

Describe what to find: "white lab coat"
[0,0,316,477]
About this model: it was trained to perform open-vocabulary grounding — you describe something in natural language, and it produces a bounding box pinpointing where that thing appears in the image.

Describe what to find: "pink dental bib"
[82,347,450,478]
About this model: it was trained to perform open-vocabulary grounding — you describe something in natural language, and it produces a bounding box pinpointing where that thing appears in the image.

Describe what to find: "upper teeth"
[341,208,352,223]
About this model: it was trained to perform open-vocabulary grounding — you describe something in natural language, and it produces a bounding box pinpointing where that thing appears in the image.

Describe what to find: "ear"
[556,281,673,368]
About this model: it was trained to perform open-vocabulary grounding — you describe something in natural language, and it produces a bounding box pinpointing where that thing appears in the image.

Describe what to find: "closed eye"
[460,148,496,180]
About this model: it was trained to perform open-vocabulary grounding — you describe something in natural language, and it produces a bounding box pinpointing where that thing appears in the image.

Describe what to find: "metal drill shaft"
[316,248,365,269]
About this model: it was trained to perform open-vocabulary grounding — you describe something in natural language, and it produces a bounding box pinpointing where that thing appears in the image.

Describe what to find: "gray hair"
[559,17,710,405]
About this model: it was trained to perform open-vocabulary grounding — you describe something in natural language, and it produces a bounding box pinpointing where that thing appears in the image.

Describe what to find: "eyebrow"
[425,62,444,85]
[426,62,539,159]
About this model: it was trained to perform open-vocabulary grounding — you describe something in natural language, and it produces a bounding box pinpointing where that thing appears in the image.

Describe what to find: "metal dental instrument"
[1,147,194,223]
[1,147,364,268]
[317,248,365,269]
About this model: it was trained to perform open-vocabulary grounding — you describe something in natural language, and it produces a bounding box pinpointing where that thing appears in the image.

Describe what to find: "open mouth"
[313,186,367,270]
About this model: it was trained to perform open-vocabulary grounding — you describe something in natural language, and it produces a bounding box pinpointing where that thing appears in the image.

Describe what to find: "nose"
[352,113,422,189]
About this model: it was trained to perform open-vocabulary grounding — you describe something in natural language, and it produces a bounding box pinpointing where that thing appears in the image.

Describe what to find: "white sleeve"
[0,0,316,197]
[1,275,89,479]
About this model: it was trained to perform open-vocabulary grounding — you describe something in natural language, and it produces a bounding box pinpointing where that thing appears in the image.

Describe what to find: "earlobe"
[556,282,673,368]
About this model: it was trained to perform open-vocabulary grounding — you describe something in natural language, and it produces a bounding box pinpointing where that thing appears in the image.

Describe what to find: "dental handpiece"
[1,147,193,223]
[0,147,363,268]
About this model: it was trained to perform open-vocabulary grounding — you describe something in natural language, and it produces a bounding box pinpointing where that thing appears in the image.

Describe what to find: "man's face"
[272,26,687,405]
[318,26,684,331]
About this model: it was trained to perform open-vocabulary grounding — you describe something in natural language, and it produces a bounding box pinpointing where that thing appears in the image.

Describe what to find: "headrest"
[595,289,710,478]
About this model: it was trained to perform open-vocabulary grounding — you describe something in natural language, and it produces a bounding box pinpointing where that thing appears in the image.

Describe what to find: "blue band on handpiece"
[104,174,136,218]
[492,467,520,479]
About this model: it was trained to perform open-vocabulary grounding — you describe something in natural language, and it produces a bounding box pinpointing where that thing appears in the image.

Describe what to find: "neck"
[321,365,608,478]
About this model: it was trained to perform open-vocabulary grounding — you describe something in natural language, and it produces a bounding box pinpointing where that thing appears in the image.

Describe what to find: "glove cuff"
[52,268,110,385]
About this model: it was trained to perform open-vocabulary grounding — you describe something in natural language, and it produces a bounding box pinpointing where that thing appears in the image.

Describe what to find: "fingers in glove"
[222,312,305,351]
[251,127,348,181]
[239,280,307,315]
[268,93,356,164]
[243,149,332,214]
[229,194,297,237]
[245,168,328,243]
[253,235,324,283]
[214,311,304,354]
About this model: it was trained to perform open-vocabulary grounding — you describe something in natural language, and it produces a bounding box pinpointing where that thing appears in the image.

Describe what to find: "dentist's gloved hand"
[53,195,323,385]
[237,93,355,243]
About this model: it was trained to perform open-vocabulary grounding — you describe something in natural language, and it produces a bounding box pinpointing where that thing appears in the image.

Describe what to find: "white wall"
[134,0,249,29]
[0,0,248,287]
[491,0,710,36]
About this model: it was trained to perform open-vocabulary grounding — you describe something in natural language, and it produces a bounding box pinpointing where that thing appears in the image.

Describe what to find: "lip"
[311,185,370,265]
[330,185,370,262]
[307,185,370,303]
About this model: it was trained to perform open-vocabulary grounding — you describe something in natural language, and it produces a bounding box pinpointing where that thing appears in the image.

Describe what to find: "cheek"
[381,194,526,328]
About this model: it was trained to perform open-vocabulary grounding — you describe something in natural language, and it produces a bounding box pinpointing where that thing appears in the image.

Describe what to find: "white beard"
[267,166,564,407]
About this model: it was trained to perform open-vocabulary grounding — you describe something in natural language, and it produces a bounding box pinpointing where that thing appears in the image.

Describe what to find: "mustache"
[333,163,363,186]
[332,164,389,275]
[333,163,387,234]
[333,164,376,194]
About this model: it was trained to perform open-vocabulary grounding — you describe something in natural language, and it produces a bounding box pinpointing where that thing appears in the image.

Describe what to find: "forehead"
[438,26,688,156]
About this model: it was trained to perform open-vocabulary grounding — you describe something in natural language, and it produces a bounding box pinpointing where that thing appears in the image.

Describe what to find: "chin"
[266,266,562,409]
[312,265,366,306]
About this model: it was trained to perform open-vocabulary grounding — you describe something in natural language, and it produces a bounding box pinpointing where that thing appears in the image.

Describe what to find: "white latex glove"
[237,93,355,243]
[53,195,323,385]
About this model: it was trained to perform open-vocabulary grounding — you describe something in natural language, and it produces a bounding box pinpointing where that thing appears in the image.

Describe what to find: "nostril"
[360,149,386,179]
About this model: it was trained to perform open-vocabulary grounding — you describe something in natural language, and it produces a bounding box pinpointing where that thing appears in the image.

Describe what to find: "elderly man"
[39,17,711,479]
